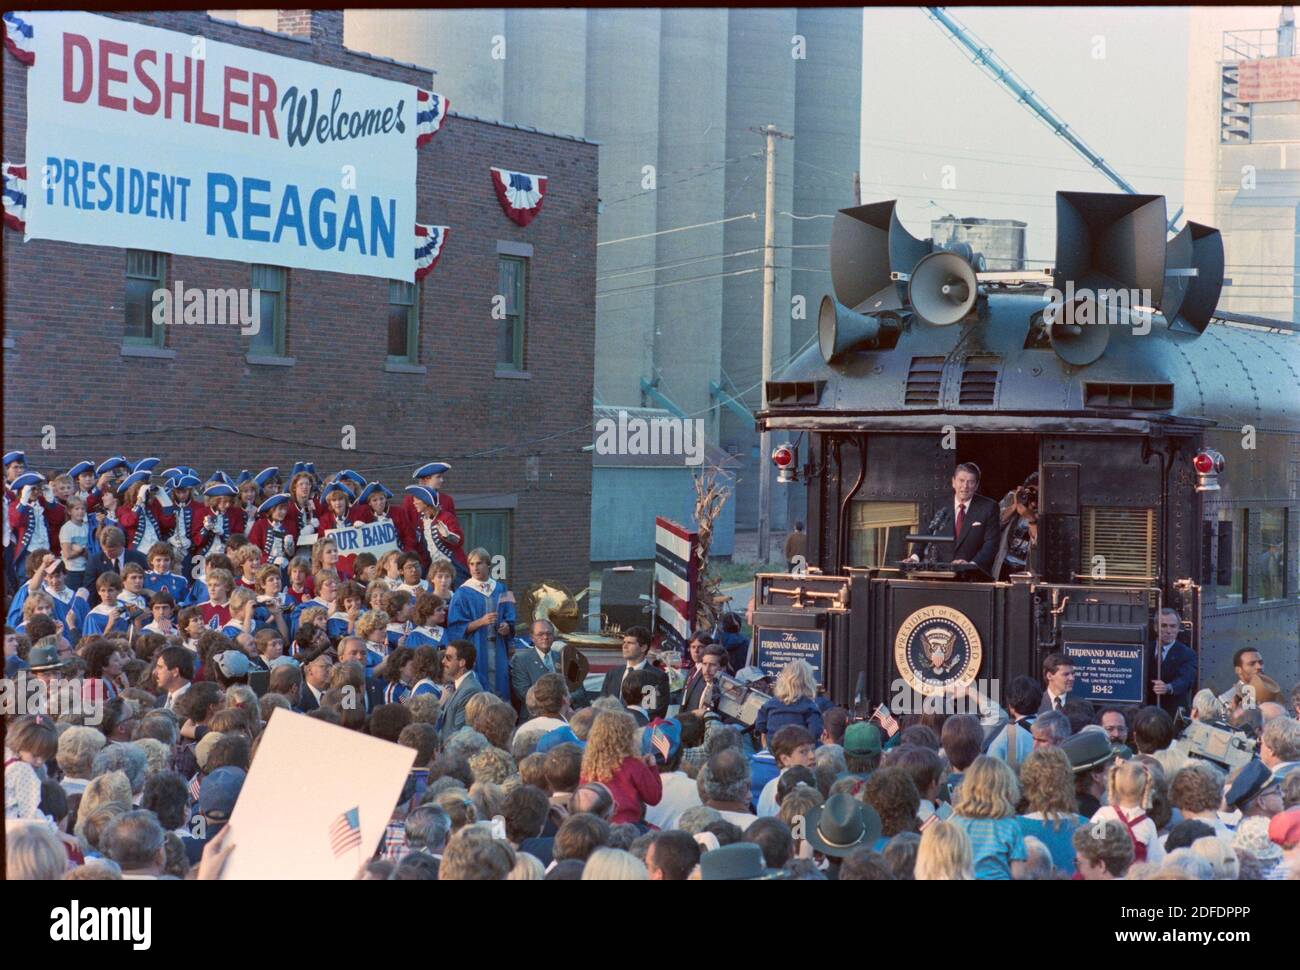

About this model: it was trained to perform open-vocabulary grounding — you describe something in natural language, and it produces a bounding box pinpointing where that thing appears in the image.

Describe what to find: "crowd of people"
[4,450,1300,880]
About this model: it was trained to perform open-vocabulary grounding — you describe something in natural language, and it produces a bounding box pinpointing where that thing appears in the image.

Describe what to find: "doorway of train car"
[954,433,1039,515]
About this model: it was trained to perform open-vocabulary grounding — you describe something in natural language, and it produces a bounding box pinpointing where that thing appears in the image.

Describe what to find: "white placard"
[221,707,414,879]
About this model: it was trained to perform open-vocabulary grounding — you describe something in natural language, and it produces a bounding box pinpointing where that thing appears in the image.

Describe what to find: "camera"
[1016,484,1038,507]
[1169,712,1257,771]
[707,672,773,728]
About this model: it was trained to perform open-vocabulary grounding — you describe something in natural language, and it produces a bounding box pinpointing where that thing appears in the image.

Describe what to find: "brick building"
[2,10,597,594]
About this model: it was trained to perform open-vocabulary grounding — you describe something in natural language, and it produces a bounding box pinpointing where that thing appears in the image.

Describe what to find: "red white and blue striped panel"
[3,161,27,232]
[414,223,448,281]
[415,90,449,147]
[654,516,697,649]
[3,11,35,66]
[490,166,548,227]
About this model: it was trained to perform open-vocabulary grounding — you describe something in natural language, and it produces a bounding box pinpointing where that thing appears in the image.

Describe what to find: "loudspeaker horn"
[819,295,894,363]
[1054,191,1168,308]
[1046,296,1111,366]
[829,200,930,311]
[908,251,978,326]
[1161,221,1224,335]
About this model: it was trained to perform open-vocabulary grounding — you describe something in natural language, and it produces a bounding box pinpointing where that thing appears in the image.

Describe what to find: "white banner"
[327,520,400,557]
[21,12,420,279]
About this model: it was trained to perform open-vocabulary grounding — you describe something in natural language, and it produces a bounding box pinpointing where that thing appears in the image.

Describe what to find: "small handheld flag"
[329,807,363,858]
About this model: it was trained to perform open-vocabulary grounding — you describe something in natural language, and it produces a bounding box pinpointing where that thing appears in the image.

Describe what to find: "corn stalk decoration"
[693,464,733,631]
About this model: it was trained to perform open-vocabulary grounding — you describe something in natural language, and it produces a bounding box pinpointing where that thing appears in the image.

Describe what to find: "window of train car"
[1254,508,1287,603]
[849,501,918,568]
[1216,508,1246,608]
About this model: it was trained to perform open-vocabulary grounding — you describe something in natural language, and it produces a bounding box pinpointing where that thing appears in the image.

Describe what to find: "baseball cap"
[213,650,251,679]
[199,766,246,821]
[843,722,882,757]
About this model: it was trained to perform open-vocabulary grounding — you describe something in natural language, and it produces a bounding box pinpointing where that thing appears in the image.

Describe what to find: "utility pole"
[756,124,792,566]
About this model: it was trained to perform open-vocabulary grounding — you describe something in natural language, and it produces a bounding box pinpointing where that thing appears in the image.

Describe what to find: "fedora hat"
[803,792,881,858]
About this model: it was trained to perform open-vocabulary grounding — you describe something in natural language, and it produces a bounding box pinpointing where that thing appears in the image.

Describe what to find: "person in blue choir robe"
[446,547,516,700]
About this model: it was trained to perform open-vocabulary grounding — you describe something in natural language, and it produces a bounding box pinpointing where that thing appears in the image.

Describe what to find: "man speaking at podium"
[906,462,1001,577]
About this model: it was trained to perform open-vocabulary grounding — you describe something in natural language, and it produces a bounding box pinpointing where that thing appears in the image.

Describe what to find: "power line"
[596,247,762,282]
[596,266,763,299]
[598,212,756,247]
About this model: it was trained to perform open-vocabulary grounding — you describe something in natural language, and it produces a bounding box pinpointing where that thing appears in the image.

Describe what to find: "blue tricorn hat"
[336,469,367,488]
[11,471,46,490]
[205,482,237,498]
[235,469,254,486]
[208,470,234,488]
[117,470,152,493]
[358,482,393,502]
[132,457,160,473]
[3,450,26,467]
[67,460,95,478]
[173,474,202,490]
[321,482,354,502]
[413,461,452,479]
[404,485,438,507]
[96,456,128,476]
[254,467,279,488]
[257,493,291,516]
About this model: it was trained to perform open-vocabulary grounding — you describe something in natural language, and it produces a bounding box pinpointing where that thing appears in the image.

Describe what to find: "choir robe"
[144,571,190,603]
[82,603,129,637]
[405,625,446,649]
[118,499,176,554]
[447,578,516,700]
[7,583,89,639]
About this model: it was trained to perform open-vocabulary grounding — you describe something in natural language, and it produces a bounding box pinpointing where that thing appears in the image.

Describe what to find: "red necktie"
[955,504,966,539]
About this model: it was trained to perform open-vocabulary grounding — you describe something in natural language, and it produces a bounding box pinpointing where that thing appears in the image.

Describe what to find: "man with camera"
[993,473,1038,581]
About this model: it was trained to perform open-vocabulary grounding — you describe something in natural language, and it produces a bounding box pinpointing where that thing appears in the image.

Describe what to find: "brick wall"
[2,10,597,594]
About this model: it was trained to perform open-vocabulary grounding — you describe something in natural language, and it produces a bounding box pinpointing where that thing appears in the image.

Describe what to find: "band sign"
[327,521,399,557]
[755,627,824,685]
[1064,642,1145,705]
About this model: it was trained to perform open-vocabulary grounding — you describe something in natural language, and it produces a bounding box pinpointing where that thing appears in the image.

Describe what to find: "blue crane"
[925,6,1183,232]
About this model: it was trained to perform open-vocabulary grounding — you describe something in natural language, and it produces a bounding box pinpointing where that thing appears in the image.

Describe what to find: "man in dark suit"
[80,526,148,594]
[907,462,1002,577]
[1150,607,1197,716]
[299,650,333,713]
[439,639,485,740]
[511,619,560,716]
[679,631,713,713]
[600,626,670,721]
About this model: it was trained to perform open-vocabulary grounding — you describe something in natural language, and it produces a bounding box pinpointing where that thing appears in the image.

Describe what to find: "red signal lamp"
[772,443,796,484]
[1193,448,1224,493]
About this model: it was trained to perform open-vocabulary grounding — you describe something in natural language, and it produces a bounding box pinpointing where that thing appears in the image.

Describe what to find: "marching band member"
[255,466,281,502]
[317,482,354,534]
[144,543,190,603]
[402,462,469,580]
[84,456,128,513]
[66,461,96,503]
[236,470,261,522]
[190,482,244,560]
[404,484,468,585]
[247,493,296,571]
[117,471,176,556]
[8,472,66,580]
[167,472,206,581]
[286,465,321,550]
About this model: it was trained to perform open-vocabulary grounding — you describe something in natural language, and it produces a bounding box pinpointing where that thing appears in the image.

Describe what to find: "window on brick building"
[387,280,421,364]
[250,265,287,356]
[497,255,527,372]
[124,250,166,348]
[461,510,512,573]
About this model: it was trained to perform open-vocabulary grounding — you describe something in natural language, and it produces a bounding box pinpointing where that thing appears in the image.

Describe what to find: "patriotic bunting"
[414,223,448,281]
[3,161,27,232]
[3,11,35,65]
[415,90,450,147]
[490,166,548,227]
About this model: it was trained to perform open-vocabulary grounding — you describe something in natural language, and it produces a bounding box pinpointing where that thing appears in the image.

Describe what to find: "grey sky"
[861,6,1191,264]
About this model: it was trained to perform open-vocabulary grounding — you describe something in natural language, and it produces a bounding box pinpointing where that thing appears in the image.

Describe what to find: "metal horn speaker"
[819,295,898,363]
[1161,221,1224,335]
[1046,296,1111,366]
[829,200,930,312]
[1054,191,1168,308]
[908,251,978,326]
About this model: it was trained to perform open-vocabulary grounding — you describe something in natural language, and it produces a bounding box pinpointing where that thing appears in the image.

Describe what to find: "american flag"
[188,773,202,802]
[650,726,671,761]
[329,807,363,858]
[871,704,901,738]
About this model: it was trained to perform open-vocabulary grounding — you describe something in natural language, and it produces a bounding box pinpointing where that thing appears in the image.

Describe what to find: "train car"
[751,191,1300,715]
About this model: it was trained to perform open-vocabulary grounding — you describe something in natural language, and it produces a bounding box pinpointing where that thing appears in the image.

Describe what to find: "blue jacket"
[755,696,824,744]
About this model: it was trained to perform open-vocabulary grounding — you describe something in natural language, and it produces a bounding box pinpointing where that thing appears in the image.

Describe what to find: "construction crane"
[925,6,1183,232]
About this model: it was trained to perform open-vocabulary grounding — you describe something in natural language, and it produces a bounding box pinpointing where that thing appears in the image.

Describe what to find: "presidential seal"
[894,605,983,696]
